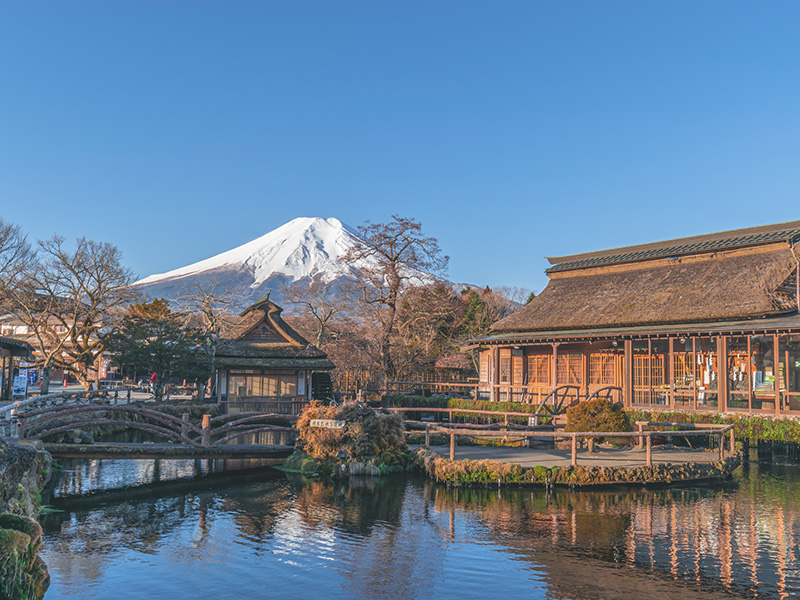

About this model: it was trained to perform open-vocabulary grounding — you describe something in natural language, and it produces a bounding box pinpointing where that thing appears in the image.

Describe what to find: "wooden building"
[216,295,334,411]
[0,336,34,401]
[469,220,800,415]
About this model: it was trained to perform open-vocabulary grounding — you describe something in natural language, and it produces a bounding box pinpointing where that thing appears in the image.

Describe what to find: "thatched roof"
[217,294,334,369]
[493,243,798,333]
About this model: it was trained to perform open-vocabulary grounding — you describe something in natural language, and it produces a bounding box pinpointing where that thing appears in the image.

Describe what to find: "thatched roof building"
[215,294,334,409]
[470,220,800,417]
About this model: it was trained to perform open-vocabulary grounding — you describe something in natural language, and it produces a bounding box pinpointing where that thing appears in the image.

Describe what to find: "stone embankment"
[0,438,52,600]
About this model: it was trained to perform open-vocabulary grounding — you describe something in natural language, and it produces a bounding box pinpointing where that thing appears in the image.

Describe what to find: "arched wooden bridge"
[7,399,296,459]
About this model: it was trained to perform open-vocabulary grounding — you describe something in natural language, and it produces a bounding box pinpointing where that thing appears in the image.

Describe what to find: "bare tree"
[0,219,34,310]
[176,281,238,399]
[392,281,465,379]
[6,236,135,392]
[342,215,448,385]
[279,275,350,348]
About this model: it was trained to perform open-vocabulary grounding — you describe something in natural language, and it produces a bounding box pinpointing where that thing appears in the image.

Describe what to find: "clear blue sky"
[2,1,799,294]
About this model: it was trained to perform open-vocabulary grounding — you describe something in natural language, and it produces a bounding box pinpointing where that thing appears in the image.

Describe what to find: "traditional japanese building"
[470,220,800,415]
[215,295,335,410]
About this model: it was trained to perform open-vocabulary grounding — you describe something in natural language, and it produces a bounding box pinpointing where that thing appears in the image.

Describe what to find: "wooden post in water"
[425,424,430,449]
[181,413,190,441]
[449,431,455,460]
[571,435,577,467]
[201,414,211,447]
[646,435,652,467]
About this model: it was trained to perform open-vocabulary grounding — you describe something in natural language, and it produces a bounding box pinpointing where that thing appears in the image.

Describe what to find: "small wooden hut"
[215,294,334,412]
[468,220,800,416]
[0,336,34,401]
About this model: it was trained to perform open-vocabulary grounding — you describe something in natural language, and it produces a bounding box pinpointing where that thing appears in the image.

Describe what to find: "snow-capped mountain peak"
[133,216,441,308]
[136,217,369,287]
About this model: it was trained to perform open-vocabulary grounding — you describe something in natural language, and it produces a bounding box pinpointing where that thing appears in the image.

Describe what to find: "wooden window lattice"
[557,354,583,385]
[589,354,616,385]
[527,355,551,385]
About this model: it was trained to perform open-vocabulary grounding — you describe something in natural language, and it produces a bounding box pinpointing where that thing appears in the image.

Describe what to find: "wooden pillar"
[181,413,190,440]
[623,340,633,408]
[647,338,653,406]
[718,336,727,413]
[201,414,211,447]
[552,343,559,391]
[646,434,652,467]
[425,424,430,449]
[449,431,455,460]
[668,337,675,408]
[583,352,589,401]
[571,435,577,467]
[774,334,781,415]
[692,337,697,411]
[747,336,753,413]
[489,347,497,403]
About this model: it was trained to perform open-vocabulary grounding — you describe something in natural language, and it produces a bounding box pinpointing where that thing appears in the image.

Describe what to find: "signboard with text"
[12,375,27,397]
[309,419,346,429]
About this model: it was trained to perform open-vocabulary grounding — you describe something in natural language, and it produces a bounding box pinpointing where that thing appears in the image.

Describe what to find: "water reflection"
[40,451,800,600]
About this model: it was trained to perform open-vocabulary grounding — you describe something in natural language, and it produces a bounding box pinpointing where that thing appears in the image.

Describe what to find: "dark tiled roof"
[0,336,33,357]
[215,356,335,370]
[547,220,800,273]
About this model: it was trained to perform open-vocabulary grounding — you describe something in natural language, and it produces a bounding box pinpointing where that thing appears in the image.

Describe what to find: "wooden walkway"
[43,442,293,460]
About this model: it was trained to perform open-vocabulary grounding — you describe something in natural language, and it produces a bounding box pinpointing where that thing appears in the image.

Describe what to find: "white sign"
[12,375,27,397]
[310,419,345,429]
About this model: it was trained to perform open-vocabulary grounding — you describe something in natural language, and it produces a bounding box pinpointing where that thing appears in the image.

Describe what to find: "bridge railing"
[8,402,297,448]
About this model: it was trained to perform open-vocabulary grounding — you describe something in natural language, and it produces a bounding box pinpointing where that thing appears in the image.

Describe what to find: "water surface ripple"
[40,451,800,599]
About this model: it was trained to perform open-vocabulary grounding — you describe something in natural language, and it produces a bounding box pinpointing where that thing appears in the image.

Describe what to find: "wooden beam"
[718,336,727,413]
[774,334,781,415]
[668,337,675,408]
[747,336,753,413]
[624,340,633,408]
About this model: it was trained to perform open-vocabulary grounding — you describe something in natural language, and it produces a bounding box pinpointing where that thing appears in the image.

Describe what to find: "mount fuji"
[133,217,443,308]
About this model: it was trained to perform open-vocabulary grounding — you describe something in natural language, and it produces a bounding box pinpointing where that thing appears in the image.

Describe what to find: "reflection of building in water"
[429,461,800,599]
[270,476,445,600]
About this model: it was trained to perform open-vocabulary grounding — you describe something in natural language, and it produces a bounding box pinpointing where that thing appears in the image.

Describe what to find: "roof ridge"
[547,220,800,273]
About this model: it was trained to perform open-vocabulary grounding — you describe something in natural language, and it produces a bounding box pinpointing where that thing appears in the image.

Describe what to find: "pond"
[40,448,800,599]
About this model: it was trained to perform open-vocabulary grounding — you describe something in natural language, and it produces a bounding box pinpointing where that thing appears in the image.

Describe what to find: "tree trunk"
[40,366,52,395]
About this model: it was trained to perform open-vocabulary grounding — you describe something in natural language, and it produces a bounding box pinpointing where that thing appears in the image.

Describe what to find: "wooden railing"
[392,406,735,468]
[12,404,295,448]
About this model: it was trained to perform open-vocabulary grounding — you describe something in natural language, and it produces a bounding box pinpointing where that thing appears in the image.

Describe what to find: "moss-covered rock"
[0,513,49,600]
[0,440,51,517]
